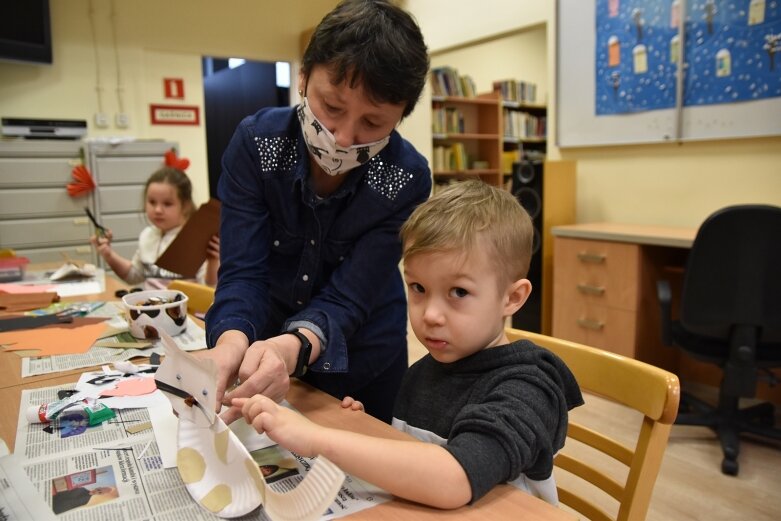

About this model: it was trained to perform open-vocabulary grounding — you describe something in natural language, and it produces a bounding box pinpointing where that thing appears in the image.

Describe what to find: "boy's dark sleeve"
[445,357,583,503]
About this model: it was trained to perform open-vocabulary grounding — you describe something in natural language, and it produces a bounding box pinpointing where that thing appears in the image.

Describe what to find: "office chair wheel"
[721,457,739,476]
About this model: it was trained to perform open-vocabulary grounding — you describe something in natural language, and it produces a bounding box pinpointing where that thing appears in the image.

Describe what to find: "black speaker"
[511,159,543,333]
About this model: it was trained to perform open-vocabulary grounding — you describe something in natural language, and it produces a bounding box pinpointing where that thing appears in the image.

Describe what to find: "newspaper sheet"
[0,453,57,521]
[16,385,390,520]
[21,317,206,378]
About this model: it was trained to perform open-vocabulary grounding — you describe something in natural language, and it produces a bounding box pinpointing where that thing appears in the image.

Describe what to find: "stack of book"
[431,67,477,98]
[493,79,537,104]
[433,143,468,172]
[432,105,465,135]
[503,109,547,140]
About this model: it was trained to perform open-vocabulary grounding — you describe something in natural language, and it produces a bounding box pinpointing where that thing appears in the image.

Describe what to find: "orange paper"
[0,318,108,356]
[0,291,59,312]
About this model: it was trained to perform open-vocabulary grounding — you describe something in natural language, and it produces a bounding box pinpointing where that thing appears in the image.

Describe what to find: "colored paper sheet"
[100,377,157,397]
[0,283,58,294]
[0,318,108,356]
[155,198,220,278]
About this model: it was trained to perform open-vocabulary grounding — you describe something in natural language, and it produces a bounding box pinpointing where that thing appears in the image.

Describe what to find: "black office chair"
[657,204,781,476]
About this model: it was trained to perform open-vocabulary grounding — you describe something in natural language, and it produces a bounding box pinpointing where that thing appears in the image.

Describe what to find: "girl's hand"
[341,396,365,412]
[232,395,321,457]
[206,235,220,260]
[90,229,114,259]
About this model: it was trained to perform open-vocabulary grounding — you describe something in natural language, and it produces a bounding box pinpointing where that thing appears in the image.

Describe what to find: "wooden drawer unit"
[552,236,641,356]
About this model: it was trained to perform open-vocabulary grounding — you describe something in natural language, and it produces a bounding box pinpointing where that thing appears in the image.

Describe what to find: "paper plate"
[177,416,264,518]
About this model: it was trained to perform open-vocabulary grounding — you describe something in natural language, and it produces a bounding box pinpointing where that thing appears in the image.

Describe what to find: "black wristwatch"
[285,328,312,378]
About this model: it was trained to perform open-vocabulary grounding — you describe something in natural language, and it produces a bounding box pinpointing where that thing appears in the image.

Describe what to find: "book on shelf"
[431,66,477,98]
[492,79,538,104]
[433,143,469,172]
[502,109,547,140]
[432,106,465,134]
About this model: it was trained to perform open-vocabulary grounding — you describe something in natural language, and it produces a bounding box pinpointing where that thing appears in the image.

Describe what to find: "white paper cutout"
[155,333,345,520]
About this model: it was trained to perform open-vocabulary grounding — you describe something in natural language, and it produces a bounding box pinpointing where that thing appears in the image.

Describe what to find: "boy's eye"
[450,287,469,298]
[409,282,424,294]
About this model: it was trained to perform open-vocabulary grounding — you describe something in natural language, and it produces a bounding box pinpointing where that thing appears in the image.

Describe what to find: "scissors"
[84,207,108,237]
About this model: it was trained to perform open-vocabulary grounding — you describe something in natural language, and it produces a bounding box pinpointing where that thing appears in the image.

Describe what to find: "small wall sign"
[164,78,185,99]
[149,104,200,125]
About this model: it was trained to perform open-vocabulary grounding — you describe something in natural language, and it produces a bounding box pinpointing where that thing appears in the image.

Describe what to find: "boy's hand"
[341,396,364,412]
[232,395,321,457]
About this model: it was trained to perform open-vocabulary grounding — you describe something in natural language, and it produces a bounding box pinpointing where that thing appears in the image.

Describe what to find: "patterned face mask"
[297,97,390,176]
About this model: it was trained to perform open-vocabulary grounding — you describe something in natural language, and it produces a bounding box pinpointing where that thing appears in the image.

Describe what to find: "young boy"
[231,180,583,509]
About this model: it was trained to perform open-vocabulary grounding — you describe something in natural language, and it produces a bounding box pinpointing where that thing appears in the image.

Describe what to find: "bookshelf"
[493,77,547,185]
[431,92,503,188]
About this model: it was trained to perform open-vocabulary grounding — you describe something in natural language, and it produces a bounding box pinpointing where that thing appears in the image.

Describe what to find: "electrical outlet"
[115,113,130,128]
[94,112,109,129]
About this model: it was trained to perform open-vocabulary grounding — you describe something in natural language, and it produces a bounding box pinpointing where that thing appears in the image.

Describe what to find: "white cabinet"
[0,139,176,266]
[0,141,94,264]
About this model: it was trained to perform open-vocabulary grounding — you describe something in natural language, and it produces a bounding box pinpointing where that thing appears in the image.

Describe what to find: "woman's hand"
[218,334,300,424]
[193,331,247,415]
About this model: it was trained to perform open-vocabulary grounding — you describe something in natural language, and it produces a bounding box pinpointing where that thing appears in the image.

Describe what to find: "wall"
[0,0,338,205]
[405,0,781,228]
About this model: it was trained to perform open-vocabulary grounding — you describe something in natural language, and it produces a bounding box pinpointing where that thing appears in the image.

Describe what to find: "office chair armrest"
[656,280,673,346]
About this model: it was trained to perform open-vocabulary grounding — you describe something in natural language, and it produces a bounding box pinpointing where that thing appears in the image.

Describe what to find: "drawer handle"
[72,217,88,225]
[577,252,606,263]
[75,246,92,254]
[577,318,604,330]
[577,284,605,296]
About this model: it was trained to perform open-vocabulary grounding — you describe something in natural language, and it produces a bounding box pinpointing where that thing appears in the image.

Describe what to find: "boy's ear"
[504,278,532,316]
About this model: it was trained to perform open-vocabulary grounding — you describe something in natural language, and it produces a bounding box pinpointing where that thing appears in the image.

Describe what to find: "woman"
[204,0,431,424]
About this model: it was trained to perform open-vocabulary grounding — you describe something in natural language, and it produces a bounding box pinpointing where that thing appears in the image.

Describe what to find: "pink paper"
[0,283,58,294]
[101,377,158,397]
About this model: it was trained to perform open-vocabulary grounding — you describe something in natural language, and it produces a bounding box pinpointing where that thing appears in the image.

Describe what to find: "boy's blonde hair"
[400,180,534,282]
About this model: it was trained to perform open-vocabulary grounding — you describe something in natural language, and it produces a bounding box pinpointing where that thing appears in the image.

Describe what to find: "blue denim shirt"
[205,106,431,388]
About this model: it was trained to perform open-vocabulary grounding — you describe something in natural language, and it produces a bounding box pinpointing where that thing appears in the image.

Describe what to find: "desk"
[0,269,129,390]
[1,378,575,520]
[1,275,575,520]
[551,222,694,366]
[551,222,780,407]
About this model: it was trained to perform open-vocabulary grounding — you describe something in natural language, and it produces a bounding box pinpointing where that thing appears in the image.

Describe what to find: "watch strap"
[285,328,312,378]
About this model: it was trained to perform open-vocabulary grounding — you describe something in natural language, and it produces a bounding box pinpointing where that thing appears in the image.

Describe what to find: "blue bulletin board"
[557,0,781,146]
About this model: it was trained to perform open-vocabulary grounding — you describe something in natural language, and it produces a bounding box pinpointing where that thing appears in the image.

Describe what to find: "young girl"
[90,166,219,286]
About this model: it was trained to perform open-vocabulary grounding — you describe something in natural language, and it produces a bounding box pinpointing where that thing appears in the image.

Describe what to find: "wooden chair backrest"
[167,280,215,315]
[505,328,680,521]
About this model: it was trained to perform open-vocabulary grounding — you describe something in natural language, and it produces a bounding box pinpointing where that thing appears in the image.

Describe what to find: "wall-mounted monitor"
[0,1,52,65]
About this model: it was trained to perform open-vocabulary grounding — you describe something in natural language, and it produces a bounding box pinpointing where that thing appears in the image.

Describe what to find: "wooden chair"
[167,280,215,315]
[505,328,680,521]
